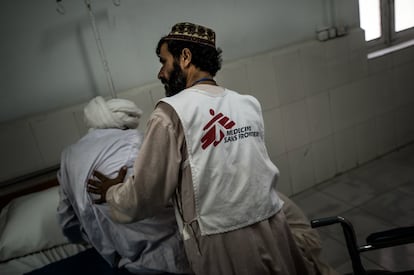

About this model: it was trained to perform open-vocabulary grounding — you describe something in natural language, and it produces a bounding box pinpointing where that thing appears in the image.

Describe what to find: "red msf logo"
[201,109,236,149]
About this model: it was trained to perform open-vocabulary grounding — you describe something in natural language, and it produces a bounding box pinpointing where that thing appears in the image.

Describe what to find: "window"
[359,0,414,50]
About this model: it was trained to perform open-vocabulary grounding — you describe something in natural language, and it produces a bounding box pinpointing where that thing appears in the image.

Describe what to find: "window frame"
[365,0,414,52]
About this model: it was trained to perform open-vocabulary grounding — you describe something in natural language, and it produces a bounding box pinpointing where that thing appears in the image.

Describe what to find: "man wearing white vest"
[88,22,315,275]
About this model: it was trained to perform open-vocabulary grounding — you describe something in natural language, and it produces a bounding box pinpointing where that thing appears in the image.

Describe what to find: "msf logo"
[201,109,235,150]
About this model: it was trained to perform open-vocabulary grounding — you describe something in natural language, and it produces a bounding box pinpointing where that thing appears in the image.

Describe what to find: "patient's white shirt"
[57,128,189,274]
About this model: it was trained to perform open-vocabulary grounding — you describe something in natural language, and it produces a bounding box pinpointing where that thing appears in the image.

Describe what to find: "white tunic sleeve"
[106,103,183,223]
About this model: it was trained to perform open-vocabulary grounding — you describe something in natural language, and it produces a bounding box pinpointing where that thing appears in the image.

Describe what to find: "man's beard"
[161,61,187,97]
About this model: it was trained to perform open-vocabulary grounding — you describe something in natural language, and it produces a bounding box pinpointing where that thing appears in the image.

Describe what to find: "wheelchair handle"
[311,216,345,228]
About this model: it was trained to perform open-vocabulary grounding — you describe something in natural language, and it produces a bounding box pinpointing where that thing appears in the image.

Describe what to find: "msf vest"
[161,88,283,235]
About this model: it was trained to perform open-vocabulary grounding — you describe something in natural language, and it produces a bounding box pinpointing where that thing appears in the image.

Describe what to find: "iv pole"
[56,0,118,99]
[84,0,117,99]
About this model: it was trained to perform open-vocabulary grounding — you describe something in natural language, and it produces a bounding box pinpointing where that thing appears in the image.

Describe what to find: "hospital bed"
[0,171,137,275]
[0,172,87,275]
[311,216,414,275]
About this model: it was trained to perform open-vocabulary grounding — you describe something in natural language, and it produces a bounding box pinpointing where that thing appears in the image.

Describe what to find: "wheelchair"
[311,216,414,275]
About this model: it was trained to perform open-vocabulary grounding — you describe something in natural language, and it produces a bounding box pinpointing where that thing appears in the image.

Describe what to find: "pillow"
[0,186,69,261]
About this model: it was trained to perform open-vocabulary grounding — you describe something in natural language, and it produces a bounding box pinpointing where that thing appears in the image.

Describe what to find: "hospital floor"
[290,142,414,274]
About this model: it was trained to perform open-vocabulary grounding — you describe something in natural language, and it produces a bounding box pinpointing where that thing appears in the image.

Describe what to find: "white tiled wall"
[274,153,292,195]
[334,126,358,173]
[0,87,158,183]
[216,61,251,95]
[118,83,160,130]
[262,107,286,158]
[28,110,82,167]
[376,112,398,156]
[246,55,280,110]
[311,135,336,184]
[288,144,316,194]
[281,100,311,151]
[273,48,306,105]
[355,119,378,164]
[0,120,44,180]
[1,28,414,196]
[306,92,333,141]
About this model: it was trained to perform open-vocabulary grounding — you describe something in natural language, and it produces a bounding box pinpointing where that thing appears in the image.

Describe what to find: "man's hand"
[87,166,128,204]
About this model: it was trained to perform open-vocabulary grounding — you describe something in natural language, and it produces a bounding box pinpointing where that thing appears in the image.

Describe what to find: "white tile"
[215,61,251,95]
[146,83,165,104]
[359,189,414,227]
[311,135,337,184]
[325,35,350,60]
[367,55,393,75]
[287,144,316,194]
[395,104,414,147]
[397,179,414,195]
[70,104,89,137]
[386,143,414,169]
[290,189,352,220]
[349,157,410,192]
[348,28,366,51]
[281,100,311,151]
[376,112,398,156]
[29,111,81,167]
[299,42,329,96]
[334,127,358,173]
[340,208,395,242]
[0,120,44,181]
[318,235,350,269]
[370,71,395,116]
[246,54,280,110]
[262,107,286,158]
[274,153,292,196]
[325,56,350,89]
[353,79,378,124]
[306,92,333,141]
[355,119,378,165]
[393,61,414,108]
[119,87,155,132]
[392,44,414,67]
[323,34,352,88]
[330,84,358,132]
[348,49,368,81]
[330,77,376,130]
[272,49,305,105]
[317,174,384,208]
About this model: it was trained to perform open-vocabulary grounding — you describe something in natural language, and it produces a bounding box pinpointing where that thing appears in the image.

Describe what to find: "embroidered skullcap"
[84,96,143,129]
[164,22,216,48]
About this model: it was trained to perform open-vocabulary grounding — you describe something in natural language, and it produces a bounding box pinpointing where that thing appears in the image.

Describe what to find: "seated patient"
[57,96,190,274]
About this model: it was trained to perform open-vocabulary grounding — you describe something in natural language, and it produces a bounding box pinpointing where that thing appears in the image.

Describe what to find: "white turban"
[84,96,143,129]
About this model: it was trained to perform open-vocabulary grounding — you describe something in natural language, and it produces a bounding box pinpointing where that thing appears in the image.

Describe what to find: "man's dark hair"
[156,37,223,76]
